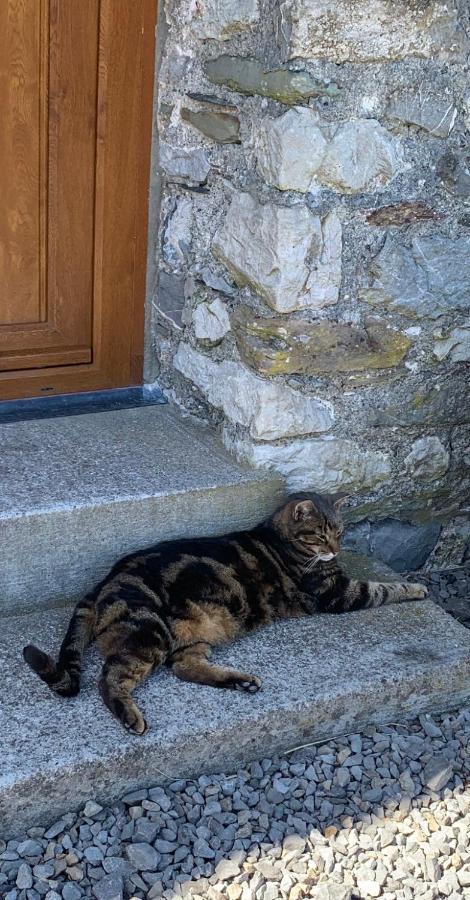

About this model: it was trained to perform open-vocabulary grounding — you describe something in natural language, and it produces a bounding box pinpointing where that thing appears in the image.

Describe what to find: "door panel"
[0,0,156,399]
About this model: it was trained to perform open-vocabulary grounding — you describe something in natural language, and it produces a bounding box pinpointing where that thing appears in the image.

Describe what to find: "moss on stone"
[204,56,340,104]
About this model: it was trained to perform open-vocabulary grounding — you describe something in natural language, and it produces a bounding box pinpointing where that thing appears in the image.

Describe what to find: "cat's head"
[271,492,348,560]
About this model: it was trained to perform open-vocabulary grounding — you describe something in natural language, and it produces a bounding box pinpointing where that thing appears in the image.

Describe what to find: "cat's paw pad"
[407,583,428,599]
[231,674,262,693]
[124,715,149,736]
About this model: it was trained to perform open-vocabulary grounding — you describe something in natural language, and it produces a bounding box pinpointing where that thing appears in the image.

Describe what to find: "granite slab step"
[1,598,469,837]
[0,404,283,616]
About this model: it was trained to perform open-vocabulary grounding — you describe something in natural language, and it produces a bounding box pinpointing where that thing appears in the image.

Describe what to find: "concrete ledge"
[2,600,469,837]
[0,405,283,615]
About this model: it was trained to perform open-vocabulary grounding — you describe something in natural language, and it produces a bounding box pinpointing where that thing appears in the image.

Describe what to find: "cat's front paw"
[228,673,262,693]
[406,582,428,600]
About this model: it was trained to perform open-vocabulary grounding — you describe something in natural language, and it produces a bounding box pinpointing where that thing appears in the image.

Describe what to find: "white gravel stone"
[318,120,401,193]
[212,193,342,312]
[192,298,231,345]
[174,342,334,441]
[433,322,470,363]
[255,107,327,192]
[404,437,450,480]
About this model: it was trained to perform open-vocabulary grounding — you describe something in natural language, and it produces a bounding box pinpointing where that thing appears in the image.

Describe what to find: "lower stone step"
[2,598,469,837]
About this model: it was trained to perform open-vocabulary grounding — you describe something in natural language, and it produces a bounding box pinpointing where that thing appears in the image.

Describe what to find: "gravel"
[2,570,469,900]
[1,707,469,900]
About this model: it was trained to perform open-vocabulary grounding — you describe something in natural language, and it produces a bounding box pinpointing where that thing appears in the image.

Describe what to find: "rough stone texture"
[159,141,210,184]
[212,194,342,312]
[404,436,450,481]
[156,270,187,329]
[232,307,411,377]
[0,405,283,615]
[193,297,231,345]
[174,343,334,440]
[433,321,470,362]
[318,120,401,194]
[226,433,390,492]
[343,519,442,573]
[190,0,259,41]
[361,233,470,319]
[162,198,193,271]
[279,0,464,63]
[204,55,339,104]
[436,149,470,199]
[255,107,327,193]
[388,89,457,137]
[255,111,400,194]
[181,107,241,144]
[366,201,440,227]
[2,598,470,837]
[151,0,469,548]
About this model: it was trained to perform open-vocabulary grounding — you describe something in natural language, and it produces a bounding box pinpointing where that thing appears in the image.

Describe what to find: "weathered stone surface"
[280,0,463,63]
[318,120,400,193]
[226,433,390,492]
[369,377,469,428]
[156,271,186,329]
[159,141,210,184]
[181,108,240,144]
[162,198,193,270]
[436,151,470,199]
[212,194,342,312]
[433,321,470,362]
[366,201,440,227]
[174,343,334,440]
[404,437,450,481]
[361,233,470,319]
[256,111,399,194]
[343,519,442,573]
[203,55,339,104]
[193,298,231,345]
[232,307,411,376]
[197,266,236,296]
[405,435,450,481]
[255,107,327,192]
[190,0,259,41]
[388,90,456,137]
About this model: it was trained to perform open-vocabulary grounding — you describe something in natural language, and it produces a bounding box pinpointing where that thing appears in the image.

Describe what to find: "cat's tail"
[23,594,96,697]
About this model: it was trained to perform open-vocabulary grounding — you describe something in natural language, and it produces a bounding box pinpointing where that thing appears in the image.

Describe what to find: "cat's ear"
[332,493,351,510]
[293,499,315,521]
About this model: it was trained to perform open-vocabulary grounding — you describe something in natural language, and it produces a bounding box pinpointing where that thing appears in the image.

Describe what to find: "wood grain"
[0,0,157,400]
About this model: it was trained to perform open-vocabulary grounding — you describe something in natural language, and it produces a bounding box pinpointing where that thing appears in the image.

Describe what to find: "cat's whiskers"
[303,555,320,574]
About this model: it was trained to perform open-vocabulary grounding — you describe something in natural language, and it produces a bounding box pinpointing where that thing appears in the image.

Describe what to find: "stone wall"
[149,0,470,570]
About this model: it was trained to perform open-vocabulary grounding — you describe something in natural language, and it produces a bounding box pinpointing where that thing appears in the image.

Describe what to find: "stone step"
[0,404,283,616]
[2,598,469,837]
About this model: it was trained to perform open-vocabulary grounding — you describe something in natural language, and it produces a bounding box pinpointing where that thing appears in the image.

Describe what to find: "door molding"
[0,0,157,401]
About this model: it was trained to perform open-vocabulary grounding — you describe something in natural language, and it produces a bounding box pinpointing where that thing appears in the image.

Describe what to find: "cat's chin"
[319,552,337,561]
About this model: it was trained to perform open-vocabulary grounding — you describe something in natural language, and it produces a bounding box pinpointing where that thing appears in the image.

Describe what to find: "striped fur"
[23,493,427,734]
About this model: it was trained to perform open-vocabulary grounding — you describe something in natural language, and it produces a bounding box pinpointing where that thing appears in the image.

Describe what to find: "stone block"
[203,55,339,104]
[190,0,259,41]
[433,322,470,362]
[318,120,400,194]
[159,141,210,185]
[156,271,186,329]
[174,342,334,440]
[279,0,463,63]
[232,307,411,376]
[212,194,342,312]
[361,233,470,319]
[193,298,231,345]
[388,90,456,137]
[162,198,193,270]
[343,519,442,572]
[404,437,450,480]
[226,432,390,492]
[181,108,240,144]
[255,110,400,194]
[436,151,470,199]
[366,202,440,227]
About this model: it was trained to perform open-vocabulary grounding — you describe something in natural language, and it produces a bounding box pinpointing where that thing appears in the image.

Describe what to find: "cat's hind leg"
[99,641,163,735]
[168,643,261,693]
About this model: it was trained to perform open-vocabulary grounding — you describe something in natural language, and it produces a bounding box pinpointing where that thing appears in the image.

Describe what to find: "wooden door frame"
[0,0,157,401]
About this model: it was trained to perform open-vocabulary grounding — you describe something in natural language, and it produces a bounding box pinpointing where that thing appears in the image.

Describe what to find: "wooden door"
[0,0,156,401]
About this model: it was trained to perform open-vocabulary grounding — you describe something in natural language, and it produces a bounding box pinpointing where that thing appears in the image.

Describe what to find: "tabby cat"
[23,493,427,735]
